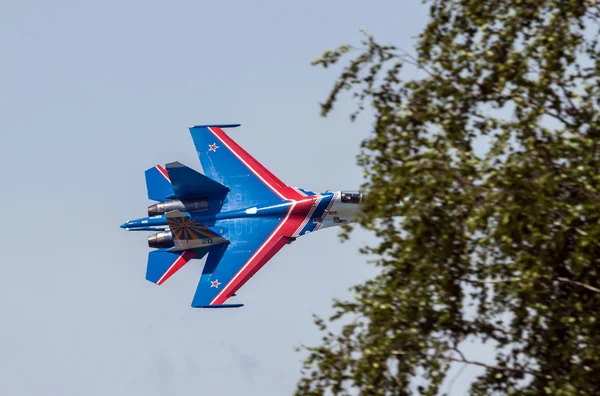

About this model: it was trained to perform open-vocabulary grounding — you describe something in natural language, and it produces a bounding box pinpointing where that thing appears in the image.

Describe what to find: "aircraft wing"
[188,124,307,206]
[191,202,307,308]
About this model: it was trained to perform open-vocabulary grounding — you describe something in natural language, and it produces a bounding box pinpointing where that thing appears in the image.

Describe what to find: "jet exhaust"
[148,230,174,248]
[147,199,208,216]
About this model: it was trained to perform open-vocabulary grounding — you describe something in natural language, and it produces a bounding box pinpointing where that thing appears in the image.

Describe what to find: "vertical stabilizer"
[145,165,174,201]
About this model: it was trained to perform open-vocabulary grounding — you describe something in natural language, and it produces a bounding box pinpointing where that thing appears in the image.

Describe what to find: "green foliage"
[296,1,600,395]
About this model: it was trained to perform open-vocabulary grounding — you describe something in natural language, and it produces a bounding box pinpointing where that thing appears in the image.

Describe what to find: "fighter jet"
[121,124,364,308]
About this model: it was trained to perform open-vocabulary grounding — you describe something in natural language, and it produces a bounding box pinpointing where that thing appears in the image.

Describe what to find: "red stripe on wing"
[230,236,289,296]
[208,127,304,201]
[210,198,316,305]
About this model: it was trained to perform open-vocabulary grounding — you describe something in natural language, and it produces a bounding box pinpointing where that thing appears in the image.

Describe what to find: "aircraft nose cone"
[120,222,128,229]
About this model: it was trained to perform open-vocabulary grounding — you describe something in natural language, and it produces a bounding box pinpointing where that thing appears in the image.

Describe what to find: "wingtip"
[189,123,241,129]
[192,303,245,309]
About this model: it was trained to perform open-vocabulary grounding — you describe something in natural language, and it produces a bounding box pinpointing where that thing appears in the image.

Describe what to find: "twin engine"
[146,199,212,249]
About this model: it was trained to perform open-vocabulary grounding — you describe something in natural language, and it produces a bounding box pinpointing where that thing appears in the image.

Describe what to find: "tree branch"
[556,277,600,293]
[473,81,577,127]
[459,319,516,336]
[391,349,552,379]
[459,277,523,284]
[460,277,600,293]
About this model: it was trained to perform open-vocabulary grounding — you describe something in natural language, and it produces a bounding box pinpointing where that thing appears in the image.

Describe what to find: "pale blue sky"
[0,1,486,395]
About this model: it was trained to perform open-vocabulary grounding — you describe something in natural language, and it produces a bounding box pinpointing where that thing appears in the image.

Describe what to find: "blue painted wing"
[190,216,291,308]
[188,125,305,208]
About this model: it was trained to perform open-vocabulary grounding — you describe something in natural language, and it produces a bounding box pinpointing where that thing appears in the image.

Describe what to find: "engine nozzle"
[148,230,174,249]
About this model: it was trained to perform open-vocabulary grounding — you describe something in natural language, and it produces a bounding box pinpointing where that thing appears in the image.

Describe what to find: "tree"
[295,1,600,395]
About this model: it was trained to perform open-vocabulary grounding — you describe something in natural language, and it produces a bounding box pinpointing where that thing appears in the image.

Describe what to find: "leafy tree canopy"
[296,1,600,395]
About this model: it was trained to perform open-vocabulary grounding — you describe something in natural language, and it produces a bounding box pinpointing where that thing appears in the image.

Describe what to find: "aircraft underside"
[121,124,363,308]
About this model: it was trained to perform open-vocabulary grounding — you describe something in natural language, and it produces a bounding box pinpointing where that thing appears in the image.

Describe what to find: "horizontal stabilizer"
[166,210,223,239]
[165,161,229,199]
[145,165,174,201]
[165,210,228,251]
[146,248,209,285]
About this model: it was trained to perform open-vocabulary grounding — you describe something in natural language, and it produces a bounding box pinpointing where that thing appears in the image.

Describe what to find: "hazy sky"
[0,1,486,395]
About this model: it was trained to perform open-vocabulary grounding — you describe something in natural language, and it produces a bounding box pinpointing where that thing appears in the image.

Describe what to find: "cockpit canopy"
[340,190,364,204]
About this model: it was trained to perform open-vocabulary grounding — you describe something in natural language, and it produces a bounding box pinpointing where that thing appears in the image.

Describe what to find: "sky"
[0,1,487,395]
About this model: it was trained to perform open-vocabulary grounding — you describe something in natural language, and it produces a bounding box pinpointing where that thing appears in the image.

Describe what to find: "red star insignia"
[208,143,219,152]
[210,279,221,288]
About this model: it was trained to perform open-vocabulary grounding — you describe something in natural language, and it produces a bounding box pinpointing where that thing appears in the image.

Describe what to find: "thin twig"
[446,362,469,395]
[459,319,516,336]
[460,277,523,284]
[460,276,600,293]
[391,349,552,379]
[556,277,600,293]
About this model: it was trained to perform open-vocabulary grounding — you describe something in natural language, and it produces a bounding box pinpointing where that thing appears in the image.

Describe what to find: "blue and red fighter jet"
[121,124,364,308]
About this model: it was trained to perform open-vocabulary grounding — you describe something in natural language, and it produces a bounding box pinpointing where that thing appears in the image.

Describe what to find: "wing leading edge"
[188,125,307,206]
